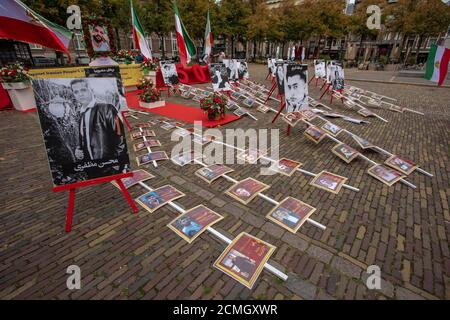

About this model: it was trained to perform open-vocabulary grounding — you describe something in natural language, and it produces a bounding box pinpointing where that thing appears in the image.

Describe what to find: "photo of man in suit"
[284,64,308,112]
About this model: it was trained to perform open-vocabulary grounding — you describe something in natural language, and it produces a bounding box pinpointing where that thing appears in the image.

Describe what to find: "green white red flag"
[425,44,450,86]
[174,0,197,66]
[131,0,152,60]
[203,9,213,63]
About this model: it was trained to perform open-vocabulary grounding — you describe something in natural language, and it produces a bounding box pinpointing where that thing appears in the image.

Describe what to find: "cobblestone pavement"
[0,63,449,300]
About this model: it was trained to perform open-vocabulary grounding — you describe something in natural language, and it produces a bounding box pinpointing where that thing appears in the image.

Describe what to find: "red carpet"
[125,91,241,128]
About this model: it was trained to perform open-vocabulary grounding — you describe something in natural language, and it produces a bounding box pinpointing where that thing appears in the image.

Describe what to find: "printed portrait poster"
[210,63,231,92]
[133,139,161,152]
[271,158,302,176]
[321,121,343,136]
[195,164,234,184]
[267,58,274,74]
[32,78,130,186]
[314,59,326,79]
[310,171,348,194]
[367,165,405,186]
[159,60,179,86]
[238,61,250,79]
[136,185,185,213]
[304,125,327,144]
[84,66,128,112]
[223,59,240,82]
[332,62,345,91]
[171,150,202,167]
[136,151,168,166]
[89,24,111,52]
[326,60,337,84]
[284,64,309,112]
[332,143,359,164]
[225,178,270,205]
[384,155,418,176]
[214,232,276,289]
[352,135,375,150]
[266,197,316,233]
[274,62,285,95]
[168,205,224,243]
[111,169,154,189]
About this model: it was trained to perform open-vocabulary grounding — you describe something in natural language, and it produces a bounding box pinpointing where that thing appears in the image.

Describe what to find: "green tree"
[246,0,271,59]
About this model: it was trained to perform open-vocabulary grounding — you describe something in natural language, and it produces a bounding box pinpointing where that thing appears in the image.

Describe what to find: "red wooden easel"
[53,172,139,232]
[264,82,277,103]
[155,69,171,97]
[121,111,132,131]
[271,95,292,136]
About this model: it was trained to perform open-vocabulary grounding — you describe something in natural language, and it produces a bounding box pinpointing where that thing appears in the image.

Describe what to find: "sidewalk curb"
[346,78,450,88]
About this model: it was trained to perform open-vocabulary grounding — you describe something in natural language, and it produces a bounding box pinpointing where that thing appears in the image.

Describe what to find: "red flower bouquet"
[200,93,227,121]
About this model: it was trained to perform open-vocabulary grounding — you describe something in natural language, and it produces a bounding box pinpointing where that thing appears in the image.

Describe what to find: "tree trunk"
[415,34,423,64]
[231,36,234,58]
[317,36,322,58]
[161,34,166,59]
[253,39,257,60]
[399,33,408,66]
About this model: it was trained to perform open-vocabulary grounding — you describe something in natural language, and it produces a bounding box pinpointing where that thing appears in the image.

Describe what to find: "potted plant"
[0,63,36,111]
[141,57,159,82]
[139,86,164,109]
[200,93,227,121]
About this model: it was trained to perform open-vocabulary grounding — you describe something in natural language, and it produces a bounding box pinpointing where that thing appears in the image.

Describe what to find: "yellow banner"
[28,64,143,87]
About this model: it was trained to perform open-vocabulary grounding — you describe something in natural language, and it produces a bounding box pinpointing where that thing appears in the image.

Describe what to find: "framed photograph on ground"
[304,126,327,144]
[231,92,242,100]
[357,108,374,117]
[321,122,343,136]
[266,197,316,233]
[225,178,270,205]
[161,123,175,130]
[282,112,302,127]
[136,123,152,129]
[136,151,169,166]
[271,158,302,176]
[181,90,192,99]
[32,78,130,186]
[214,232,276,289]
[195,164,234,184]
[160,60,179,86]
[332,143,359,163]
[173,128,192,138]
[193,135,211,146]
[168,205,224,243]
[352,135,375,150]
[388,104,404,113]
[257,105,270,113]
[367,164,405,186]
[111,169,154,189]
[227,101,239,111]
[171,150,202,166]
[136,185,185,213]
[234,108,247,117]
[243,98,255,108]
[310,171,348,194]
[301,109,317,121]
[133,139,161,152]
[284,64,309,112]
[384,155,418,175]
[237,149,265,164]
[131,130,156,140]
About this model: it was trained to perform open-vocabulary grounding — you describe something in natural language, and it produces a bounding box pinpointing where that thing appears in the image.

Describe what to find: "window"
[427,37,437,48]
[171,32,178,54]
[29,43,43,50]
[74,32,85,50]
[145,35,153,51]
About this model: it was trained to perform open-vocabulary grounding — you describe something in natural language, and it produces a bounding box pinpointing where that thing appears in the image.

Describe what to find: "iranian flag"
[203,9,213,62]
[0,0,72,61]
[174,0,196,66]
[131,0,152,60]
[425,44,450,86]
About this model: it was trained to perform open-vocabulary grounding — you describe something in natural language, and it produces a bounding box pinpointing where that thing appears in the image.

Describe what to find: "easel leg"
[320,81,327,91]
[65,188,76,233]
[122,112,132,131]
[319,85,330,100]
[286,124,291,136]
[116,179,139,214]
[330,92,333,104]
[308,76,314,85]
[315,78,318,87]
[271,102,285,123]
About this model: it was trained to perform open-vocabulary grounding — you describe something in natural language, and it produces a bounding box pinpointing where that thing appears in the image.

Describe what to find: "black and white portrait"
[210,63,231,91]
[284,64,308,112]
[326,60,336,84]
[224,59,239,82]
[84,66,127,112]
[159,60,179,85]
[32,78,130,186]
[332,62,345,91]
[314,59,326,79]
[238,61,249,79]
[275,62,285,95]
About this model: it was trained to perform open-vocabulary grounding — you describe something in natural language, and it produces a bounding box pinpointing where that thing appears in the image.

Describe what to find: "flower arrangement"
[200,93,227,121]
[137,78,154,91]
[0,63,31,83]
[141,57,159,73]
[140,87,161,103]
[82,16,116,59]
[115,49,134,64]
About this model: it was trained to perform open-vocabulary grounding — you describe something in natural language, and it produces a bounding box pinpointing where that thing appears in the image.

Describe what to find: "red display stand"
[0,86,13,110]
[264,82,277,103]
[175,64,211,85]
[52,172,138,232]
[121,111,132,131]
[155,70,171,97]
[271,95,291,136]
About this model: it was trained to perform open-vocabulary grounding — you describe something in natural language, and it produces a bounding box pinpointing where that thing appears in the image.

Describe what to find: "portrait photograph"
[195,164,234,184]
[133,140,161,152]
[266,197,316,234]
[271,158,302,176]
[332,62,345,91]
[131,130,156,140]
[257,105,270,113]
[314,59,326,78]
[282,112,302,127]
[321,121,343,137]
[368,164,405,186]
[159,60,179,86]
[238,61,250,79]
[89,24,111,52]
[161,122,175,130]
[171,150,201,167]
[243,98,255,108]
[284,64,309,112]
[225,178,270,205]
[32,78,130,186]
[301,109,317,121]
[332,143,360,164]
[136,185,185,213]
[168,205,224,243]
[384,155,418,175]
[210,63,231,92]
[310,171,348,194]
[136,151,168,166]
[231,91,242,100]
[304,125,327,144]
[181,90,192,99]
[234,108,247,117]
[352,135,375,149]
[223,59,240,82]
[213,232,276,289]
[226,101,239,110]
[111,169,155,190]
[275,62,285,95]
[326,60,337,84]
